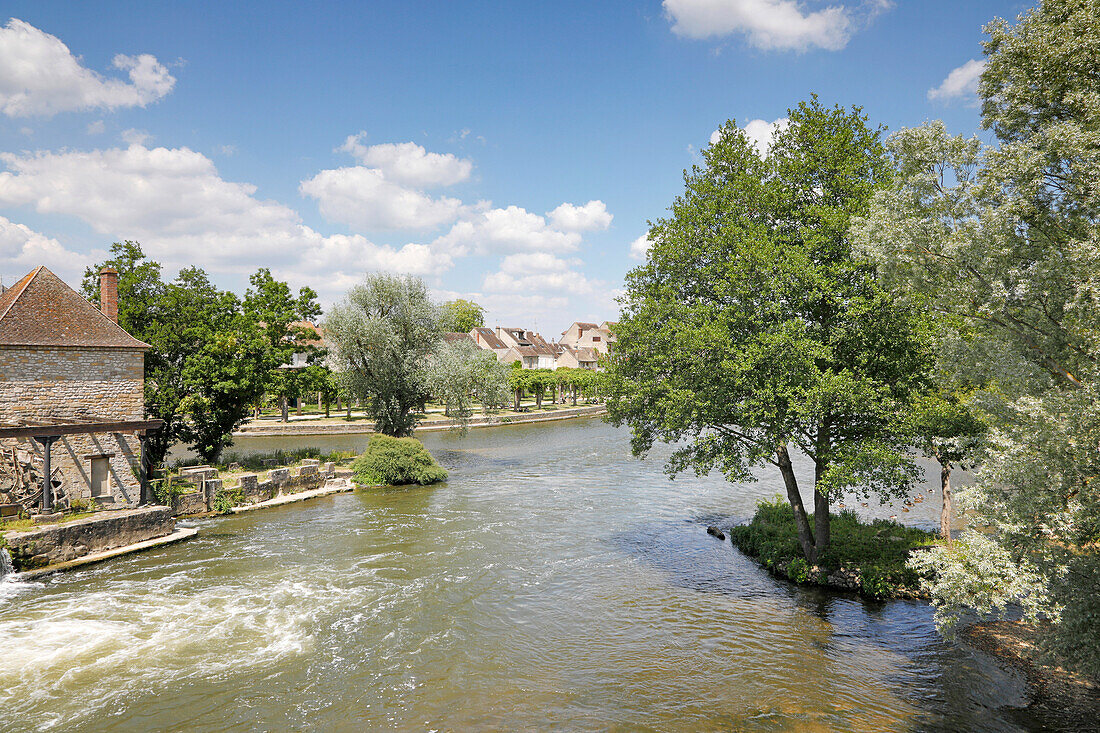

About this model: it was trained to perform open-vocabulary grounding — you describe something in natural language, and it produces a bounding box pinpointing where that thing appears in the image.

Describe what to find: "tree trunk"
[346,402,352,420]
[513,389,521,410]
[813,460,830,560]
[777,444,817,563]
[535,391,543,409]
[296,398,302,416]
[940,461,953,544]
[317,392,322,410]
[280,396,288,422]
[325,401,330,418]
[337,395,343,411]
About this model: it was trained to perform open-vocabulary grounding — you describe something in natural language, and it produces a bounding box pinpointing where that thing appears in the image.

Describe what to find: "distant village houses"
[467,322,615,371]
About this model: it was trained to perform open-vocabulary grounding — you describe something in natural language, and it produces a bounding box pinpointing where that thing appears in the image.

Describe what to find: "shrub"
[352,435,448,487]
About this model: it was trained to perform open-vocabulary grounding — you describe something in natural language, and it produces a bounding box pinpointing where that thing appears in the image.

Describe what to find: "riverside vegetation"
[608,0,1100,680]
[730,498,936,599]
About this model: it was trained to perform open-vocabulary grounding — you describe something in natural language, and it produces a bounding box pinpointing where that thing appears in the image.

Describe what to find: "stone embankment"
[4,506,179,571]
[233,404,608,437]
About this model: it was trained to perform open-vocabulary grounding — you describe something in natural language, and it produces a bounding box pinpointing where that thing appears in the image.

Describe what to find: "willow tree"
[606,98,931,565]
[855,0,1100,676]
[324,274,439,437]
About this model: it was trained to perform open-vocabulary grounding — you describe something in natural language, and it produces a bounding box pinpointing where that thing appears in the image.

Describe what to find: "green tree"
[507,364,528,410]
[324,274,440,436]
[83,245,274,465]
[528,369,553,409]
[607,98,931,565]
[81,241,164,338]
[855,0,1100,675]
[242,268,323,421]
[910,383,986,542]
[439,298,485,333]
[421,338,508,429]
[151,268,273,463]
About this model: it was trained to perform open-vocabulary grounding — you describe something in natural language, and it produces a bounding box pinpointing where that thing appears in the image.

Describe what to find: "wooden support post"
[32,435,58,512]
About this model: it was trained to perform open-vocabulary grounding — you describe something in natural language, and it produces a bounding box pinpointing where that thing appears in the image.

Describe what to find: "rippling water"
[1,418,1043,731]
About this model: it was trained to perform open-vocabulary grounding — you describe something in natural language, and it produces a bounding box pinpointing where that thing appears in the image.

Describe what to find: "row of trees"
[606,0,1099,676]
[85,246,569,463]
[507,366,605,409]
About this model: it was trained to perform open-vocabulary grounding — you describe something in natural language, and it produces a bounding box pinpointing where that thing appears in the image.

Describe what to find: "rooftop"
[0,266,149,349]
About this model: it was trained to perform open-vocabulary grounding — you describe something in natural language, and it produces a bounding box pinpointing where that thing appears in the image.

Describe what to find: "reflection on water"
[1,418,1039,731]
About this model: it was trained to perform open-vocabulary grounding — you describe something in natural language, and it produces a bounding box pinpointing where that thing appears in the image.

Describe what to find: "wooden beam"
[0,419,164,440]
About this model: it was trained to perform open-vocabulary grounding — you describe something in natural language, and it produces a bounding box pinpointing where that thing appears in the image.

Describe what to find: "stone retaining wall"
[4,506,175,570]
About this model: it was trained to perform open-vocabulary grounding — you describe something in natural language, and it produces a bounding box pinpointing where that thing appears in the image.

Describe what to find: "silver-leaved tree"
[853,0,1100,677]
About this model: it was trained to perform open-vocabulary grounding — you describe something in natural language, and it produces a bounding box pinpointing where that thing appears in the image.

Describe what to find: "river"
[0,418,1042,731]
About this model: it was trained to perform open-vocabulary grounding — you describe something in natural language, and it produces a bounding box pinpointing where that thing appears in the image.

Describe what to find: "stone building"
[0,266,158,511]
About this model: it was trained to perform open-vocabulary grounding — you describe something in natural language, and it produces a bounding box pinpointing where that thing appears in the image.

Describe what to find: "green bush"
[729,496,937,599]
[352,435,448,487]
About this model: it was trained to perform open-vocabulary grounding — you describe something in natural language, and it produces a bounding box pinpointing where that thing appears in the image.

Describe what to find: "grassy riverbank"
[730,497,938,599]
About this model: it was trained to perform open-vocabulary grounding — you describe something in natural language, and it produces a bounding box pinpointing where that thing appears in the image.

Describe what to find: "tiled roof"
[442,331,476,345]
[524,331,558,356]
[472,327,506,350]
[0,266,149,349]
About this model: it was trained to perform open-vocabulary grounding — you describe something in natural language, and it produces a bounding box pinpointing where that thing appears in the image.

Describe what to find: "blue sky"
[0,0,1024,335]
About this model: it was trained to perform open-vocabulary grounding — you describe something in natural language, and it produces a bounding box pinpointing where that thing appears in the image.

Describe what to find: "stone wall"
[0,345,144,419]
[0,345,145,508]
[4,506,175,569]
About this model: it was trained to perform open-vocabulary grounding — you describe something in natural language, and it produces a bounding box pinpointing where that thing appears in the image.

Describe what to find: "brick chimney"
[99,266,119,323]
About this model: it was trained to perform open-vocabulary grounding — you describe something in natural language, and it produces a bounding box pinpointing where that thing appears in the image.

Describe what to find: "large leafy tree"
[324,274,440,436]
[242,268,323,421]
[856,0,1100,675]
[84,244,282,465]
[439,298,485,334]
[607,98,932,565]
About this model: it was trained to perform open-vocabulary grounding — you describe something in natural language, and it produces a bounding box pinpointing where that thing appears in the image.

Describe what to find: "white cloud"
[629,234,653,260]
[431,205,582,257]
[300,165,463,231]
[120,128,151,146]
[546,200,613,231]
[710,117,789,157]
[86,120,105,135]
[0,215,90,282]
[483,258,600,297]
[0,143,450,280]
[338,134,472,188]
[0,19,175,117]
[664,0,854,51]
[928,59,986,103]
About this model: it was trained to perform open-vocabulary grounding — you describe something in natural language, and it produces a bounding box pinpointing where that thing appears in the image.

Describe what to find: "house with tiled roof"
[442,331,477,347]
[555,343,599,370]
[470,326,508,356]
[560,321,615,359]
[0,266,155,511]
